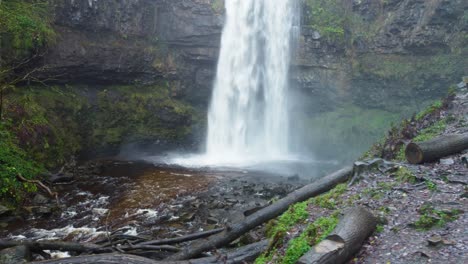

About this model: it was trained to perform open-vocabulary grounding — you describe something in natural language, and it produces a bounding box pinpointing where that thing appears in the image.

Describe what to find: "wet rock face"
[43,0,466,109]
[293,0,466,114]
[371,0,466,54]
[42,0,222,106]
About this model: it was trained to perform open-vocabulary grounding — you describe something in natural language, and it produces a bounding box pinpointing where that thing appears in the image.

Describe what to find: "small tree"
[0,0,56,120]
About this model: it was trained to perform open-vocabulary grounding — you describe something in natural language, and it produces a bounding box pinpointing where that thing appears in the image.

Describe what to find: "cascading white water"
[204,0,297,164]
[170,0,299,167]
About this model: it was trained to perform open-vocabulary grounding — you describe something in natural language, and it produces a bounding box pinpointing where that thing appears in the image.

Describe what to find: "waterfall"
[204,0,297,164]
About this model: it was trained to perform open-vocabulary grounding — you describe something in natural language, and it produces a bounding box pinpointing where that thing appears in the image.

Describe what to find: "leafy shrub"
[0,121,43,201]
[0,0,55,55]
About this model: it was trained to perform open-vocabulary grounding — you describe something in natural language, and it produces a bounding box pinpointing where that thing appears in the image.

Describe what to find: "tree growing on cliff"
[0,0,56,120]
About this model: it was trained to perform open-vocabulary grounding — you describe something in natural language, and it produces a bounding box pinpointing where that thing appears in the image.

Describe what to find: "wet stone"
[0,245,31,264]
[0,205,12,217]
[48,172,75,184]
[440,158,455,165]
[427,235,443,246]
[32,194,49,205]
[206,217,218,224]
[31,206,52,216]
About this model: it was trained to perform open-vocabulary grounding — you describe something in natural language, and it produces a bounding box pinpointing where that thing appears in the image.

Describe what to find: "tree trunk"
[32,254,158,264]
[136,228,224,246]
[405,133,468,164]
[32,240,269,264]
[167,166,353,261]
[0,240,105,253]
[297,206,377,264]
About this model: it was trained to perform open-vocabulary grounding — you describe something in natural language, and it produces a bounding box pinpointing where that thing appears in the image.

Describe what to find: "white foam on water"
[136,209,158,218]
[44,250,71,259]
[16,225,107,242]
[123,226,138,236]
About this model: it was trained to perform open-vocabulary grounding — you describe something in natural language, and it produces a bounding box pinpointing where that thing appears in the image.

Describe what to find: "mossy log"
[32,240,269,264]
[405,133,468,164]
[297,206,376,264]
[167,166,353,261]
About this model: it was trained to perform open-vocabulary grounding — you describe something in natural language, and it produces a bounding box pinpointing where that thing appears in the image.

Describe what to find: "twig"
[16,174,59,205]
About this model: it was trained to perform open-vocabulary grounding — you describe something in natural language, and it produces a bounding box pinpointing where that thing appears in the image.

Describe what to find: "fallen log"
[167,166,353,260]
[405,133,468,164]
[297,206,376,264]
[0,240,106,253]
[32,254,158,264]
[136,228,224,246]
[32,240,268,264]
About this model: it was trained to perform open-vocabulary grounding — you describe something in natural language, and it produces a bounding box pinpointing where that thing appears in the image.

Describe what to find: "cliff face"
[40,0,222,107]
[31,0,466,159]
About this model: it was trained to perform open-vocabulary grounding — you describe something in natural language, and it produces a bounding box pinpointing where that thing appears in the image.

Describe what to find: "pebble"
[440,158,455,165]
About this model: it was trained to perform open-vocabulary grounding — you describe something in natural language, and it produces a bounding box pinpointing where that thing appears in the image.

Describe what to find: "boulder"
[32,194,49,205]
[0,205,12,217]
[0,245,31,264]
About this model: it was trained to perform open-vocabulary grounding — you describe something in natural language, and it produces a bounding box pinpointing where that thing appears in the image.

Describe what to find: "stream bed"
[1,158,338,258]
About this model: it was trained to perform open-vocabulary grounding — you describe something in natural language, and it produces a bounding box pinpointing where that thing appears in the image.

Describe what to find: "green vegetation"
[0,84,198,202]
[395,167,416,184]
[257,214,339,264]
[375,224,384,233]
[0,0,55,55]
[304,0,345,41]
[7,86,87,167]
[0,121,43,202]
[258,184,348,264]
[266,201,309,241]
[415,100,443,120]
[282,216,338,264]
[425,180,437,192]
[412,204,462,231]
[412,120,446,142]
[393,115,447,161]
[309,183,347,209]
[92,84,197,147]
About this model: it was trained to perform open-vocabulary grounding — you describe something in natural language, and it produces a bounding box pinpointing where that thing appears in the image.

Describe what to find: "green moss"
[304,0,345,42]
[412,204,461,231]
[415,100,443,121]
[395,167,416,184]
[0,121,44,202]
[309,183,347,209]
[425,180,437,192]
[259,214,339,264]
[412,120,446,142]
[5,86,88,168]
[90,84,197,148]
[0,0,55,55]
[376,224,384,233]
[266,201,309,241]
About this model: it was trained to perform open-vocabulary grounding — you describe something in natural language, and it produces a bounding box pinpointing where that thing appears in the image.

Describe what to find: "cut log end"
[405,143,423,164]
[297,206,376,264]
[405,133,468,164]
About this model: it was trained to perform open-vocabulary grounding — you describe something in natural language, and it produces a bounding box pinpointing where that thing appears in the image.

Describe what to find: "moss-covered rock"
[1,83,200,202]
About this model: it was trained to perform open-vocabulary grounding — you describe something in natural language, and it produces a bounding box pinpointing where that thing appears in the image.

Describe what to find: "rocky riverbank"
[255,86,468,264]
